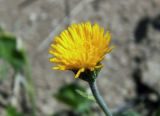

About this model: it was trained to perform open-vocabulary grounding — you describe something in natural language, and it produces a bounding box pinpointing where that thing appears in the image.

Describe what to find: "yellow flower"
[49,22,113,78]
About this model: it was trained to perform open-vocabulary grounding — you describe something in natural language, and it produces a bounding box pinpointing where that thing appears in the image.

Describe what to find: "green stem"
[89,80,112,116]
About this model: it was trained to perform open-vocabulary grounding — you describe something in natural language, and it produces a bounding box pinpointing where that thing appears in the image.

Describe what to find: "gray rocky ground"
[0,0,160,115]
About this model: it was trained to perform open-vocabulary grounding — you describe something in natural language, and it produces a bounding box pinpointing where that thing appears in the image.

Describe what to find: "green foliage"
[0,31,25,71]
[0,27,3,32]
[0,62,8,80]
[0,27,36,116]
[76,89,95,101]
[54,83,93,113]
[154,108,160,116]
[5,105,23,116]
[115,109,140,116]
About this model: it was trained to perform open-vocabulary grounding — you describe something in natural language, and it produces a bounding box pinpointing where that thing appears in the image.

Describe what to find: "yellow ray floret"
[49,22,113,78]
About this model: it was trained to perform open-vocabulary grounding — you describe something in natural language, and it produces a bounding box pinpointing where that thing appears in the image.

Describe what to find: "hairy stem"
[89,81,112,116]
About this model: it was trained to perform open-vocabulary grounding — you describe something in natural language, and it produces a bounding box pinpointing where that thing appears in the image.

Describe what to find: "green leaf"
[0,28,36,116]
[154,108,160,116]
[76,89,95,101]
[5,105,24,116]
[0,31,26,71]
[0,27,4,32]
[0,61,9,80]
[54,83,93,113]
[115,110,140,116]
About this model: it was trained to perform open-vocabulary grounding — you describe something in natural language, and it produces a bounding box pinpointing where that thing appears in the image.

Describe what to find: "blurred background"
[0,0,160,116]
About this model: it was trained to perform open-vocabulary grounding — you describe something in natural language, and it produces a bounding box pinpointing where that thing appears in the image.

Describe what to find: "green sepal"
[72,66,101,83]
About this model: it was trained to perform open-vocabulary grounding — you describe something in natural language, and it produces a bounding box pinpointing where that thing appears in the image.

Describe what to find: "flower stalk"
[89,80,112,116]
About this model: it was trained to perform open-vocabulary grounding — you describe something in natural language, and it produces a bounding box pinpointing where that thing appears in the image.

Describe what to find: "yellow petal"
[75,68,85,78]
[48,22,113,79]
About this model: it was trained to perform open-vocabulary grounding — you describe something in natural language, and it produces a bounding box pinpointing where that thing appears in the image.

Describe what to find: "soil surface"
[0,0,160,115]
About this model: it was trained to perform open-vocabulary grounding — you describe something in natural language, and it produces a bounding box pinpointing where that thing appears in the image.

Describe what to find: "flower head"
[49,22,113,78]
